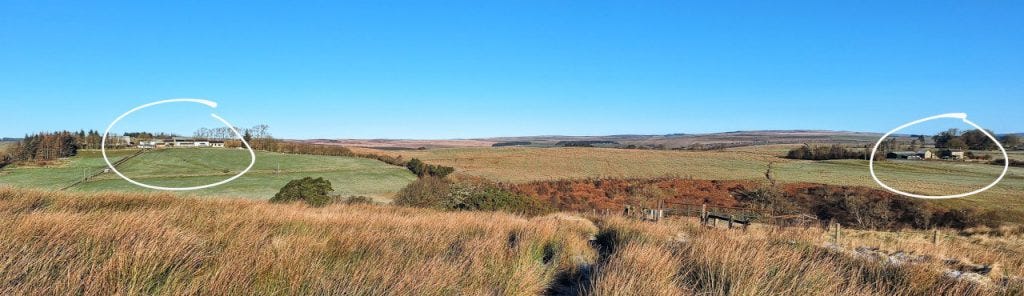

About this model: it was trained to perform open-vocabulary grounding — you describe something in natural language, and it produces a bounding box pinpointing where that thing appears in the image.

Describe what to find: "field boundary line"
[59,149,147,191]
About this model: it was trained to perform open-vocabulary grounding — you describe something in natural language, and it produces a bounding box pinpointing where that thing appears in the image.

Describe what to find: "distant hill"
[481,130,881,149]
[311,130,883,149]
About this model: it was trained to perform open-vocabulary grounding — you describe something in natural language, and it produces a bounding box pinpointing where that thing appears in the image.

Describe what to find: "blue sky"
[1,1,1022,139]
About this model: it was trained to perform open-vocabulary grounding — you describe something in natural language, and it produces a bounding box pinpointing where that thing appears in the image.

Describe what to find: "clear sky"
[1,1,1022,139]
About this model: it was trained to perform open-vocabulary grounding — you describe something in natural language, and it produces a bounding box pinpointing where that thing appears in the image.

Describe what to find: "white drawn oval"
[101,98,257,191]
[869,113,1009,199]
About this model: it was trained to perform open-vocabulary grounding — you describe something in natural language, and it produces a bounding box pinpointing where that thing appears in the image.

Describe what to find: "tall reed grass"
[0,187,596,295]
[588,216,1023,296]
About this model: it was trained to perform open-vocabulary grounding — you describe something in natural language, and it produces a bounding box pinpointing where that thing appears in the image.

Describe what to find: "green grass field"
[0,149,417,200]
[972,150,1024,161]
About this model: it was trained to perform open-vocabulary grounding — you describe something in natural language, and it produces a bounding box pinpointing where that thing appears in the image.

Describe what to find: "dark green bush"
[990,158,1024,168]
[448,186,551,216]
[394,176,451,207]
[933,208,1002,229]
[394,177,550,216]
[342,195,375,205]
[428,165,454,178]
[405,158,455,178]
[271,177,334,207]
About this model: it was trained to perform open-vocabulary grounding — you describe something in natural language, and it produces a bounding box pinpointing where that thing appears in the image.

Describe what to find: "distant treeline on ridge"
[491,141,532,147]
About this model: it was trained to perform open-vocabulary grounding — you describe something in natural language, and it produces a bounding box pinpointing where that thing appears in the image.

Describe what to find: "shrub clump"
[341,195,375,205]
[737,184,1003,230]
[990,158,1024,168]
[405,158,455,178]
[394,177,550,216]
[271,177,334,207]
[785,144,880,161]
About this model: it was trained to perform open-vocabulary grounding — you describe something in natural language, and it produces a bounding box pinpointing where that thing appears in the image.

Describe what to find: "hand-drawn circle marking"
[101,98,257,191]
[869,113,1009,199]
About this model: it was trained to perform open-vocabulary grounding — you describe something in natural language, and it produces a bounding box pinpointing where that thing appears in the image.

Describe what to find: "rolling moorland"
[1,131,1023,295]
[345,144,1024,219]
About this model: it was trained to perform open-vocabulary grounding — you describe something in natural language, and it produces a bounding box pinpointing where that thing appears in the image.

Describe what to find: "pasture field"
[0,149,416,200]
[1,187,1020,295]
[350,146,1024,214]
[973,150,1024,161]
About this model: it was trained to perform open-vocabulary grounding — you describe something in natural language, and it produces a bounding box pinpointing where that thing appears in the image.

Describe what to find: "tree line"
[4,131,83,162]
[122,131,179,140]
[555,140,619,147]
[785,144,883,161]
[405,158,454,178]
[491,141,532,147]
[1,128,185,164]
[933,128,1020,150]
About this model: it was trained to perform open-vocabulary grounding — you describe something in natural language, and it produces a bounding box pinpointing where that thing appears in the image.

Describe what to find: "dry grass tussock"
[0,187,598,295]
[587,216,1024,296]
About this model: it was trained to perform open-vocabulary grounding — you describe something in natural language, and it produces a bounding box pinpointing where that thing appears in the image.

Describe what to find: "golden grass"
[349,146,787,183]
[587,216,1024,296]
[0,187,597,295]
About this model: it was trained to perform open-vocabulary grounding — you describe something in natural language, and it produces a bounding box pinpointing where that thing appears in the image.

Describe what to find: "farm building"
[138,138,227,149]
[170,137,210,147]
[137,140,164,149]
[887,149,965,160]
[104,135,135,148]
[887,150,932,160]
[936,149,966,160]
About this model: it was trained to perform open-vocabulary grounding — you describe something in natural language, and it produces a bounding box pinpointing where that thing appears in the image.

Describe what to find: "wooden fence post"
[728,215,734,229]
[932,228,939,245]
[701,203,707,225]
[657,200,663,222]
[834,222,841,245]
